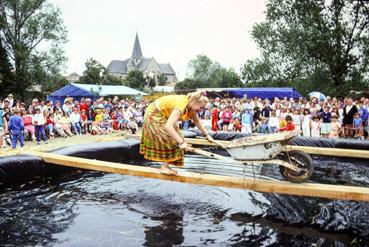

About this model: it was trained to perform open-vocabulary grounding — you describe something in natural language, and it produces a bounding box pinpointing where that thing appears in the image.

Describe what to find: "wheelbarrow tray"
[225,130,300,160]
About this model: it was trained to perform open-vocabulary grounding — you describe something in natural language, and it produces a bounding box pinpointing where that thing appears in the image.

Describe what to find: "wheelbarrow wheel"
[278,151,314,183]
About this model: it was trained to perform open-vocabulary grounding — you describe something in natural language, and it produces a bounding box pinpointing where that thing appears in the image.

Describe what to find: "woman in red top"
[21,109,36,141]
[211,105,219,131]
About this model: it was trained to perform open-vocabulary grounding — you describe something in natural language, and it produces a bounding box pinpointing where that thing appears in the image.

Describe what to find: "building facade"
[107,34,177,84]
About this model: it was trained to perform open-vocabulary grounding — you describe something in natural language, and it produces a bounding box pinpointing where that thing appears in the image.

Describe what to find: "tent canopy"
[200,87,302,99]
[47,83,147,104]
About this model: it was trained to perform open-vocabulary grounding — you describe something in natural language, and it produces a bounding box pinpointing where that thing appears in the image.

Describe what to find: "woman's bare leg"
[160,162,177,175]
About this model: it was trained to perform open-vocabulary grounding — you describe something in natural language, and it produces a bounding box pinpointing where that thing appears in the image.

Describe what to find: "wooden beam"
[25,151,369,202]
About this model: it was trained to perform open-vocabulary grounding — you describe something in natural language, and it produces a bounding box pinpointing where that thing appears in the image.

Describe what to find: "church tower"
[131,33,143,67]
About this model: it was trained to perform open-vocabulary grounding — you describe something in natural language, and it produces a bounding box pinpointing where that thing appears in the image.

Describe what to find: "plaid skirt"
[139,102,184,166]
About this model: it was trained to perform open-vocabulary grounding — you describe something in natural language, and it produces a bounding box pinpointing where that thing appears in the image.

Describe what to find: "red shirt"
[279,122,295,131]
[46,116,54,125]
[80,103,89,112]
[212,108,219,120]
[81,113,87,122]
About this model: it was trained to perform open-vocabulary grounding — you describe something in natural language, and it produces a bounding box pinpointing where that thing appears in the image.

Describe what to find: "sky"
[50,0,266,80]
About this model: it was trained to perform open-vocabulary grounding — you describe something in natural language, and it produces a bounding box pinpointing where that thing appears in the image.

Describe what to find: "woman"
[140,91,213,175]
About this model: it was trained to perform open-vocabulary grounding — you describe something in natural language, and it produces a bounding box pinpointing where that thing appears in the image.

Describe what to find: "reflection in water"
[0,155,367,246]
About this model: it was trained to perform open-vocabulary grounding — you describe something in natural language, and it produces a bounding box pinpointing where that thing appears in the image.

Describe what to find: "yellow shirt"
[95,113,104,122]
[156,95,193,121]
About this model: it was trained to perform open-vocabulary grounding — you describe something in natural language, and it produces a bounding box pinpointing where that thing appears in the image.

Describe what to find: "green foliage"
[126,70,145,90]
[0,40,13,95]
[78,58,125,85]
[0,0,68,99]
[157,74,168,86]
[174,78,202,92]
[241,0,369,97]
[181,54,243,90]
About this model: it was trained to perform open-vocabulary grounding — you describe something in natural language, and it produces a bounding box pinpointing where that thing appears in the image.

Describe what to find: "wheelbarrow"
[187,130,314,183]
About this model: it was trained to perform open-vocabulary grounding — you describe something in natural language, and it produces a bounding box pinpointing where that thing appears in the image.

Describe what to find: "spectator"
[311,115,321,138]
[32,108,47,145]
[70,108,82,135]
[353,112,363,139]
[7,108,24,149]
[21,109,36,141]
[279,115,295,132]
[329,114,342,138]
[320,106,332,138]
[342,97,358,138]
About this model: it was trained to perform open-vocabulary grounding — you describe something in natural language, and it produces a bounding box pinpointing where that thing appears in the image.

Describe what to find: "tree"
[79,58,125,85]
[185,54,243,89]
[174,78,202,92]
[0,0,68,99]
[157,74,168,86]
[242,0,369,96]
[126,70,145,90]
[79,58,106,84]
[0,40,13,95]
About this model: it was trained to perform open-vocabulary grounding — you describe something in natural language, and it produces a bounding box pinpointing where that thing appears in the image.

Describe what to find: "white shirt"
[32,113,45,125]
[70,112,81,123]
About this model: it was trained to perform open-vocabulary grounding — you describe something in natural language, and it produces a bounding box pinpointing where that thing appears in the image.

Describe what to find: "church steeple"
[131,33,143,59]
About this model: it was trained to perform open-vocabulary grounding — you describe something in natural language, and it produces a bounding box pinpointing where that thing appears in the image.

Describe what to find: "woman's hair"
[187,91,209,105]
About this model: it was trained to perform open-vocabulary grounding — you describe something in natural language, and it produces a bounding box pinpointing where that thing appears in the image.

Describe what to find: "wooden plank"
[24,150,369,202]
[284,145,369,159]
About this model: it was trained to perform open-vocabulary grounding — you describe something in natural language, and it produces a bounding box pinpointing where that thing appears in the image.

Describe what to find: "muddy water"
[0,155,365,246]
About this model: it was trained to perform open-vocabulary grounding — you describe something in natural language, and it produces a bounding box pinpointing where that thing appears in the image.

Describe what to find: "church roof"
[158,63,175,75]
[107,33,175,76]
[131,33,143,59]
[107,60,128,73]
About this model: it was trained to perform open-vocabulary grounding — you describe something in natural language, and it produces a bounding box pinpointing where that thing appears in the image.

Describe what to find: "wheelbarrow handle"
[186,147,242,164]
[210,139,227,149]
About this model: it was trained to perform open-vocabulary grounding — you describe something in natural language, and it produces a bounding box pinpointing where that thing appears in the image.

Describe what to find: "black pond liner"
[1,134,369,238]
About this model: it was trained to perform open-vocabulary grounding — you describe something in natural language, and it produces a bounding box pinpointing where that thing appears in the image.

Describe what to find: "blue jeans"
[11,130,24,148]
[72,122,82,134]
[183,120,190,130]
[35,125,46,142]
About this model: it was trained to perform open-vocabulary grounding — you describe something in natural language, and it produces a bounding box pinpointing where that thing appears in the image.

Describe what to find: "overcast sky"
[50,0,266,80]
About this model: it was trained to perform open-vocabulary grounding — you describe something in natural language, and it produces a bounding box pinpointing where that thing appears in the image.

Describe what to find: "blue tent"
[203,87,302,100]
[47,83,147,104]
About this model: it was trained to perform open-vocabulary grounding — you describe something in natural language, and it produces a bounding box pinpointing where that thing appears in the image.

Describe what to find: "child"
[33,108,47,144]
[233,117,242,132]
[268,111,279,133]
[91,121,106,135]
[301,109,311,137]
[279,115,295,132]
[292,109,301,132]
[353,112,363,139]
[7,108,24,149]
[320,106,331,138]
[329,114,342,139]
[129,118,138,134]
[258,117,269,134]
[311,115,321,138]
[45,112,55,139]
[221,107,232,131]
[241,109,253,134]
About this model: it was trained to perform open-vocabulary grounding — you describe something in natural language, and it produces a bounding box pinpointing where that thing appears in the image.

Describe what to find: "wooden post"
[24,151,369,202]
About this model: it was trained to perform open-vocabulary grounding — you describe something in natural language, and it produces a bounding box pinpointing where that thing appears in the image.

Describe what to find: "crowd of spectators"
[0,94,146,149]
[0,93,368,149]
[193,95,369,140]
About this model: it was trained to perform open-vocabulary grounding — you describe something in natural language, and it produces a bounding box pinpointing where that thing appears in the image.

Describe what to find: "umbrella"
[308,91,326,101]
